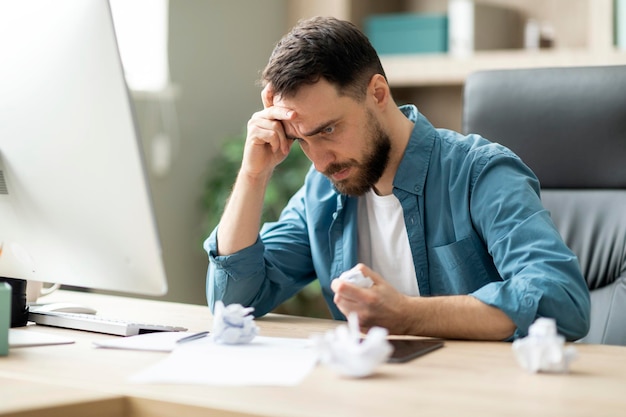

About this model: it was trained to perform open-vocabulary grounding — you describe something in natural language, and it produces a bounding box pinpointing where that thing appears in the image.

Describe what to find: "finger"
[248,115,293,155]
[333,294,373,330]
[331,278,368,304]
[332,292,361,316]
[262,105,295,122]
[248,124,284,154]
[261,83,274,109]
[259,107,296,155]
[353,263,385,285]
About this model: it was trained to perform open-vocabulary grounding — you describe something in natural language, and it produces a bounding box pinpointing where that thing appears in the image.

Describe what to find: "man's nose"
[307,144,335,173]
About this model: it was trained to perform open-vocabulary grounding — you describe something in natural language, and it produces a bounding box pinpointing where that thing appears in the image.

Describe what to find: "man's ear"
[369,74,390,108]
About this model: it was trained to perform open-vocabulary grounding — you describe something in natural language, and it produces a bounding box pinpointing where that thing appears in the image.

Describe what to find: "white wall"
[136,0,287,304]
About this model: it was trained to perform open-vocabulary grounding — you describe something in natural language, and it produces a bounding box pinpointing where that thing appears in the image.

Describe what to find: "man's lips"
[330,167,351,181]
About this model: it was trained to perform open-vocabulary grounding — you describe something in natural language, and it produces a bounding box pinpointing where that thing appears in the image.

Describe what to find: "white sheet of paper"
[93,331,197,352]
[9,329,75,347]
[130,336,317,386]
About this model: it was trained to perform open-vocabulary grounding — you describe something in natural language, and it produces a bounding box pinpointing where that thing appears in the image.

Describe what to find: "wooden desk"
[1,290,625,417]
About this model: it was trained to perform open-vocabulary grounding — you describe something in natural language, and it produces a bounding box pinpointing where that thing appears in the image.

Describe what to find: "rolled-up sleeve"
[204,184,318,317]
[205,230,267,313]
[468,150,590,340]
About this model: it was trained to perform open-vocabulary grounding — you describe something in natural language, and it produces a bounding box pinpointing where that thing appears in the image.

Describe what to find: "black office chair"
[463,65,626,345]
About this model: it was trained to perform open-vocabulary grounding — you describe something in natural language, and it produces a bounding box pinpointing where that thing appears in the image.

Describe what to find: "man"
[204,16,590,341]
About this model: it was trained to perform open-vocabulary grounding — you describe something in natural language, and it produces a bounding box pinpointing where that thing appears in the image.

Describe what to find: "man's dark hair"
[261,16,387,101]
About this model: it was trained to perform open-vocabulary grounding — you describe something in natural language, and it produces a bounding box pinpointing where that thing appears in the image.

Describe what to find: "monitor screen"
[0,0,168,296]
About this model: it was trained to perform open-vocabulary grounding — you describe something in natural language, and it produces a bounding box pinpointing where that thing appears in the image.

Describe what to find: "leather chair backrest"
[463,66,626,345]
[463,66,626,188]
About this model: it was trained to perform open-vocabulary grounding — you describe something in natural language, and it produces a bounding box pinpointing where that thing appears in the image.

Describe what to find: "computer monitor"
[0,0,168,297]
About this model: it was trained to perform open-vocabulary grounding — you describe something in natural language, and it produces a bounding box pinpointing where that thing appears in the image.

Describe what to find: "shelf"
[286,0,622,130]
[383,49,626,87]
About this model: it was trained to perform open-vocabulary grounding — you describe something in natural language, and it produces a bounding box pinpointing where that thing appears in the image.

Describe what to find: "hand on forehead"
[261,83,274,109]
[262,83,295,113]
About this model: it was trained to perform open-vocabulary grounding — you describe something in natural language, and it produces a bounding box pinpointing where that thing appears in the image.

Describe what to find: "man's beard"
[324,115,391,196]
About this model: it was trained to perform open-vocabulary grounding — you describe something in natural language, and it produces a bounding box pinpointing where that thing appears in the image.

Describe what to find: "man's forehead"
[271,80,358,137]
[274,96,333,133]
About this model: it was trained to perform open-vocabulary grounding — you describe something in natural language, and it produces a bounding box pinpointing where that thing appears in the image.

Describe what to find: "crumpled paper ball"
[337,267,374,288]
[311,312,393,378]
[512,317,577,373]
[212,300,259,345]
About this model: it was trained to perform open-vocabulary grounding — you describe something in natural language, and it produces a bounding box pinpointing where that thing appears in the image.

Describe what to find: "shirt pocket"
[428,234,500,295]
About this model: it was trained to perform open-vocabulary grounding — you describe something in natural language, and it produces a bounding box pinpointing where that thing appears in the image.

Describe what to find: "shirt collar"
[393,105,436,196]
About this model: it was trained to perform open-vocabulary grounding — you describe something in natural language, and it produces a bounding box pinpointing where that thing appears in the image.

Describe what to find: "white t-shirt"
[357,190,420,296]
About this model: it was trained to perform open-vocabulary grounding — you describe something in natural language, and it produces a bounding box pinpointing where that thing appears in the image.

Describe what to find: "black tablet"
[387,338,444,363]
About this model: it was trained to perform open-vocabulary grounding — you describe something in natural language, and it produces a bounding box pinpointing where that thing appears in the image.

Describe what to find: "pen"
[176,331,210,344]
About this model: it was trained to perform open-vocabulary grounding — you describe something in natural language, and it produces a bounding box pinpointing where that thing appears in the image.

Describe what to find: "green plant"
[202,132,330,319]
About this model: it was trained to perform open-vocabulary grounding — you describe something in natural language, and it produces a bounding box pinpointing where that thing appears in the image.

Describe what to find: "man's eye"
[322,126,335,135]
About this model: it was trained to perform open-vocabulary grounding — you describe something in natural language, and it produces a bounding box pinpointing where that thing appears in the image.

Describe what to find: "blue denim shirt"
[205,105,590,340]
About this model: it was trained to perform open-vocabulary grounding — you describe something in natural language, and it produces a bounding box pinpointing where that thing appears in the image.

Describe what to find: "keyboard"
[28,310,188,336]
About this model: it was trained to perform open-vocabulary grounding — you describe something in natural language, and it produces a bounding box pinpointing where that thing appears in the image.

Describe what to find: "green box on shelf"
[365,13,448,55]
[0,282,10,356]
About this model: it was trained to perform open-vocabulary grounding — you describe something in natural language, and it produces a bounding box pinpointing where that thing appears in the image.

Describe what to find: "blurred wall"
[137,0,287,304]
